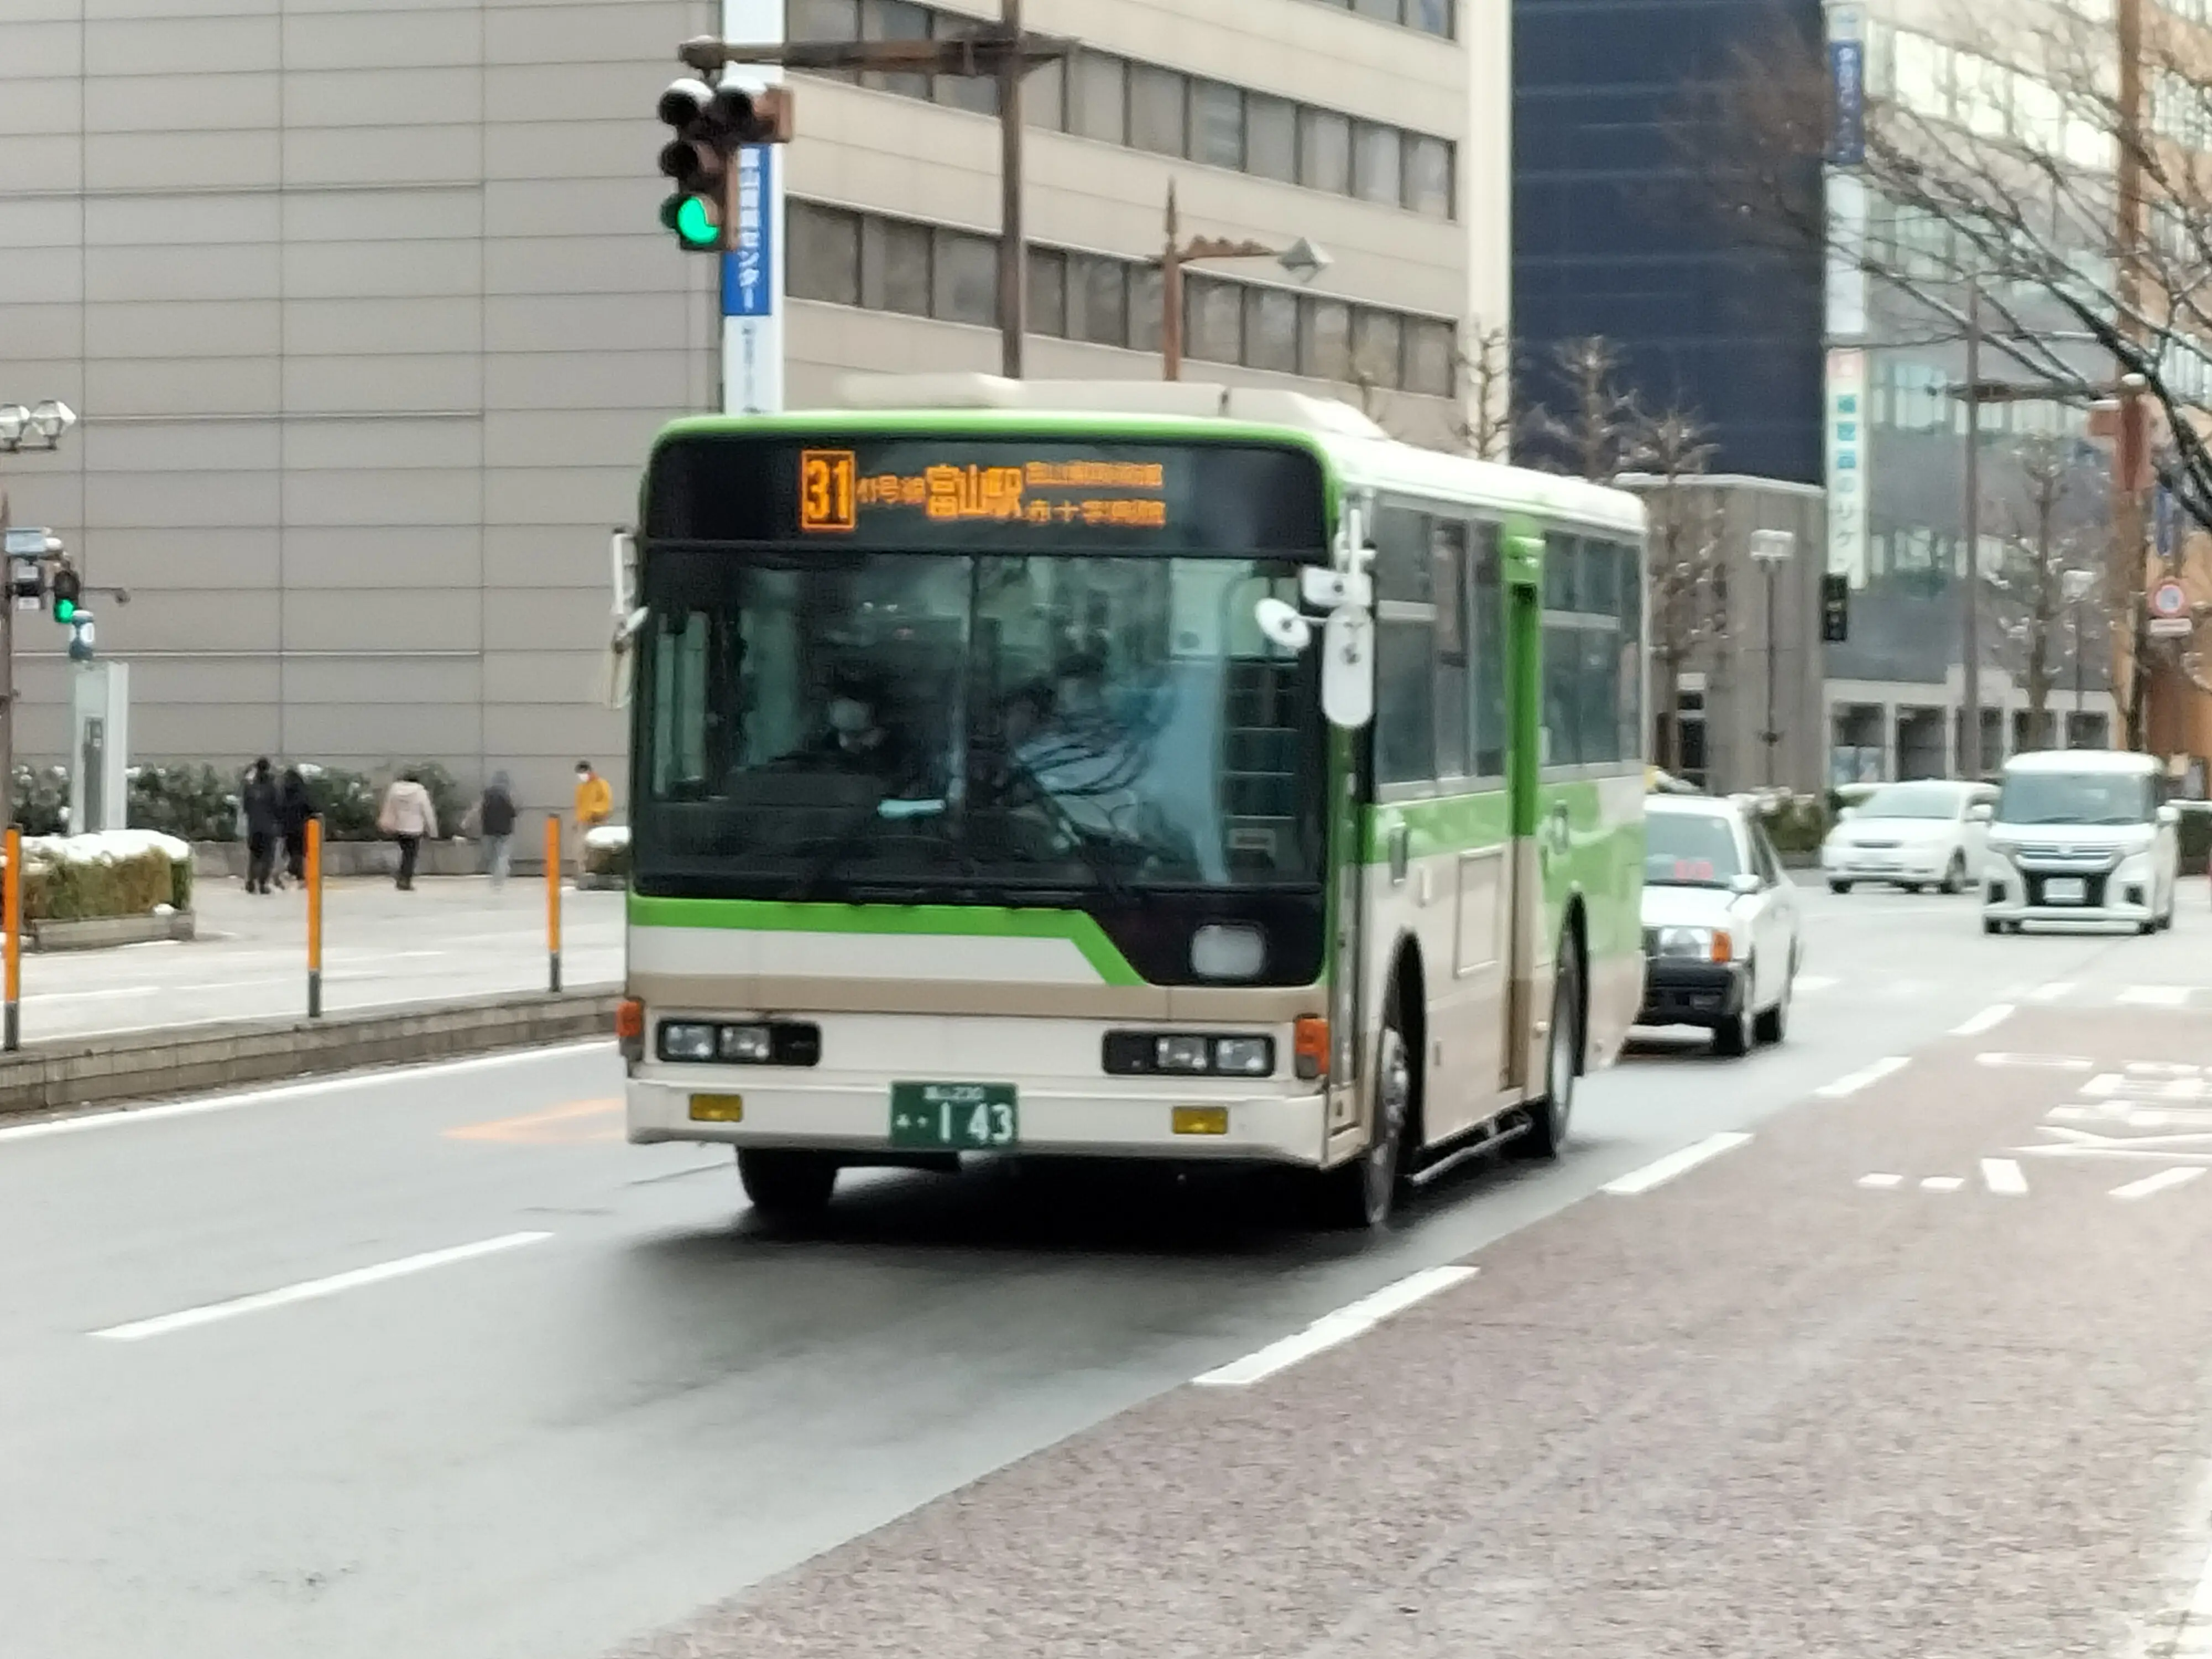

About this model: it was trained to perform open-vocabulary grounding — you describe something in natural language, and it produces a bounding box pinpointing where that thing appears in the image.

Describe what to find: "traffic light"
[65,609,93,662]
[1820,572,1849,644]
[656,74,794,251]
[49,565,80,625]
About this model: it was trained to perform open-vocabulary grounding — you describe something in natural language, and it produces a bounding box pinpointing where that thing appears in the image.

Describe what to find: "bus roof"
[651,374,1646,540]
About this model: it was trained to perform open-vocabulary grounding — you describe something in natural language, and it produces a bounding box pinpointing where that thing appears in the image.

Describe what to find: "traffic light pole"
[680,12,1072,381]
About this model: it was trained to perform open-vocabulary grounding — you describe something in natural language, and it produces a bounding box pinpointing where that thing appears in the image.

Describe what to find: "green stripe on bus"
[1361,790,1514,862]
[625,895,1146,987]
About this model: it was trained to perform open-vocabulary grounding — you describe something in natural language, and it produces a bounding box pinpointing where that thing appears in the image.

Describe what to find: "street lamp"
[0,401,74,455]
[2063,566,2096,746]
[1152,181,1329,381]
[1750,528,1797,786]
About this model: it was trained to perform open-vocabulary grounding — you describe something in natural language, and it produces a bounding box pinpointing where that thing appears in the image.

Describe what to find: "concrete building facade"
[0,0,1494,816]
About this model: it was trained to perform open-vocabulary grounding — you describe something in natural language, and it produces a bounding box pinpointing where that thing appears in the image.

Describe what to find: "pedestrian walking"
[377,770,438,891]
[241,758,280,895]
[572,759,613,877]
[465,770,518,889]
[278,766,312,888]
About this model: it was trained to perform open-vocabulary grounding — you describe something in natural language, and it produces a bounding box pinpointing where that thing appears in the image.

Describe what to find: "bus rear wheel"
[1316,984,1412,1229]
[738,1149,839,1227]
[1514,936,1580,1160]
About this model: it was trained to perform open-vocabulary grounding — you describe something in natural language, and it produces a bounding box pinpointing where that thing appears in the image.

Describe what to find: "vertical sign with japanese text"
[721,0,784,414]
[1825,347,1868,583]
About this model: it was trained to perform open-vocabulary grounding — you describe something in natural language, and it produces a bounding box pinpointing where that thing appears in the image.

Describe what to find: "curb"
[0,988,619,1122]
[26,911,197,952]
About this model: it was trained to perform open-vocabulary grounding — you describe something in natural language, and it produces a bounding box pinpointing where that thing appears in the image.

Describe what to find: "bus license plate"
[2044,877,2086,904]
[889,1082,1018,1149]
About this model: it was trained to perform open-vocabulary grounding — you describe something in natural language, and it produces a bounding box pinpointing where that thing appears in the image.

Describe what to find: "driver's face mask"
[828,697,873,737]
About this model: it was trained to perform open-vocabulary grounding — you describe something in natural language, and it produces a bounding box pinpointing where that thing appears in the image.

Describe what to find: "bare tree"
[1681,5,2212,749]
[1989,435,2100,748]
[1526,336,1643,481]
[1457,321,1517,461]
[1627,409,1730,774]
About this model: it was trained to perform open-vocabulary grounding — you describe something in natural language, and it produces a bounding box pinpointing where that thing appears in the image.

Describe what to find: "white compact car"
[1637,794,1803,1057]
[1821,779,1996,894]
[1981,750,2179,935]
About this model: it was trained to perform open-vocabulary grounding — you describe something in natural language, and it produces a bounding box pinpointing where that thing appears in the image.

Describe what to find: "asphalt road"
[8,878,2212,1658]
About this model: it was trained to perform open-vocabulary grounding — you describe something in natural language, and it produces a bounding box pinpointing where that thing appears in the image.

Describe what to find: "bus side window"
[1373,505,1436,787]
[1616,540,1645,763]
[1470,520,1506,778]
[1434,519,1471,779]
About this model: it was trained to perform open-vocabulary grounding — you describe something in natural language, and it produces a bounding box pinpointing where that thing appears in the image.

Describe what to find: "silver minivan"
[1980,750,2179,935]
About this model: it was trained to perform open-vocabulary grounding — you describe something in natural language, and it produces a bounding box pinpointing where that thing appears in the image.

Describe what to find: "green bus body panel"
[627,895,1146,987]
[1360,789,1512,863]
[1538,779,1645,962]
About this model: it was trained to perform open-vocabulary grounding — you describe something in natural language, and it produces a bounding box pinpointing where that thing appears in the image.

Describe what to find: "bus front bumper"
[627,1074,1331,1167]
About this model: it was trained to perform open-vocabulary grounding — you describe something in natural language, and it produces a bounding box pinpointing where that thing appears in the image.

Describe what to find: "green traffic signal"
[659,192,719,251]
[52,597,74,623]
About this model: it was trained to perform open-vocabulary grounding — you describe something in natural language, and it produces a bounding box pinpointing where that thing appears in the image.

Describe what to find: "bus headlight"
[1155,1035,1211,1072]
[1103,1032,1277,1078]
[659,1022,718,1062]
[1212,1036,1274,1076]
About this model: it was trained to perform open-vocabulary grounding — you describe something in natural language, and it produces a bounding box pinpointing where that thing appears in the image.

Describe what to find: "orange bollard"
[4,824,19,1052]
[306,815,324,1019]
[545,813,562,994]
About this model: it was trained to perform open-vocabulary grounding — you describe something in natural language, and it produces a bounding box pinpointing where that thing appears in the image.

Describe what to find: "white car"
[1820,779,1996,894]
[1981,749,2179,935]
[1637,794,1803,1057]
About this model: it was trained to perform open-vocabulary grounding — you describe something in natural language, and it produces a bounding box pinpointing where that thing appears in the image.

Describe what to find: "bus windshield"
[634,549,1326,900]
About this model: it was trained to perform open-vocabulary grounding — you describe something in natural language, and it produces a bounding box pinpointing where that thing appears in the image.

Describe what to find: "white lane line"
[1193,1265,1477,1387]
[1857,1172,1904,1190]
[1980,1157,2028,1196]
[2112,1167,2207,1202]
[1814,1056,1911,1099]
[2026,982,2075,1004]
[2119,985,2192,1008]
[0,1040,613,1145]
[91,1230,552,1342]
[1793,974,1839,994]
[1920,1175,1964,1192]
[1601,1132,1753,1196]
[21,985,165,1004]
[1951,1004,2015,1037]
[1976,1052,2095,1071]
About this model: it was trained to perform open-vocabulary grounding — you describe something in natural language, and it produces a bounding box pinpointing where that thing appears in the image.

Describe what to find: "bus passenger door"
[1501,524,1549,1099]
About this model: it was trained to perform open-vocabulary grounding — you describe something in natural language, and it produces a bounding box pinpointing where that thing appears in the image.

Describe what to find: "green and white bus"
[619,377,1646,1229]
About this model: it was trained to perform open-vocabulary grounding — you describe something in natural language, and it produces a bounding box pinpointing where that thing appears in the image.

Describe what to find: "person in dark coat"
[471,771,518,889]
[278,767,312,886]
[241,758,280,895]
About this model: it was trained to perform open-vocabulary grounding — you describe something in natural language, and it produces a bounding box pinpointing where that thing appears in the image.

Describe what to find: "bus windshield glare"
[634,548,1327,900]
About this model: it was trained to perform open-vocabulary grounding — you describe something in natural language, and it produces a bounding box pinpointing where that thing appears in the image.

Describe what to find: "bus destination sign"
[800,448,1171,535]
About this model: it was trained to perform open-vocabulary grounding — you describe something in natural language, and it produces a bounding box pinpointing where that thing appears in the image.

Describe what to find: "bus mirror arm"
[1301,566,1373,611]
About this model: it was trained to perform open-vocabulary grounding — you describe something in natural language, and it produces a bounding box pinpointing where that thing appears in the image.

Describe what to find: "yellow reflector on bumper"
[1172,1106,1229,1136]
[688,1094,745,1123]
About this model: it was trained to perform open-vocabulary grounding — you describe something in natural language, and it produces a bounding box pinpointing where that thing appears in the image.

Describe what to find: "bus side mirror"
[1254,597,1312,652]
[1321,607,1375,729]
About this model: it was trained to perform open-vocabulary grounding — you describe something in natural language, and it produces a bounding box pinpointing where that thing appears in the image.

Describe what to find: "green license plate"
[889,1082,1018,1149]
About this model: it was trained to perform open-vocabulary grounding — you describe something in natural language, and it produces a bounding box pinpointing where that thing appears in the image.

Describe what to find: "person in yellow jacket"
[572,760,613,877]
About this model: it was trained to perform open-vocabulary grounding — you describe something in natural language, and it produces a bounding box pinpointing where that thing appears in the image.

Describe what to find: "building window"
[1406,135,1452,218]
[1071,51,1127,144]
[1128,264,1164,353]
[791,0,860,80]
[1025,56,1065,129]
[1246,95,1298,182]
[1409,0,1454,34]
[788,201,862,305]
[1405,317,1455,396]
[1129,64,1188,156]
[1186,274,1243,364]
[1354,0,1400,19]
[1299,108,1352,194]
[1301,298,1353,379]
[1245,287,1300,373]
[1353,307,1403,388]
[932,227,998,326]
[1192,81,1244,169]
[1069,253,1127,346]
[860,0,931,100]
[867,216,932,315]
[933,15,998,114]
[1353,122,1401,205]
[1027,246,1066,336]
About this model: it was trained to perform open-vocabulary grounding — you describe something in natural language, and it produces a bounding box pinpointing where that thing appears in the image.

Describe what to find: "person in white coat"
[378,770,439,890]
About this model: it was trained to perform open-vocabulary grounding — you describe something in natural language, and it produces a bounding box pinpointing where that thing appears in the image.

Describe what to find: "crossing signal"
[656,75,793,252]
[1821,573,1849,644]
[65,610,93,662]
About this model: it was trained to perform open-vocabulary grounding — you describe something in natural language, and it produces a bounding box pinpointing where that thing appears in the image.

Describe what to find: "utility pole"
[681,13,1072,381]
[1751,529,1796,787]
[1961,280,1983,780]
[1152,183,1327,382]
[2115,0,2151,751]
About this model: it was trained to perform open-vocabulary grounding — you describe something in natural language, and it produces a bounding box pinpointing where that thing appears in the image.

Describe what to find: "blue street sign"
[721,145,775,319]
[1829,41,1865,166]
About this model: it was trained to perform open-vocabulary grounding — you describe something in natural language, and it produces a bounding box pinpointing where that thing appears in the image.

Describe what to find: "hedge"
[122,761,472,843]
[17,832,193,921]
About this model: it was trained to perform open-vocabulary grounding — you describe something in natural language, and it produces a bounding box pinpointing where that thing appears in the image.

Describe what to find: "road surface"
[7,879,2212,1657]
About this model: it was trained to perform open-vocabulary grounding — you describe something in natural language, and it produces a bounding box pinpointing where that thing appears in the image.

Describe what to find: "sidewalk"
[11,875,622,1046]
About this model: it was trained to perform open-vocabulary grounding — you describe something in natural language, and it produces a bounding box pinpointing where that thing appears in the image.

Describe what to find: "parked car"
[1982,749,2178,935]
[1638,794,1803,1057]
[1820,779,1996,894]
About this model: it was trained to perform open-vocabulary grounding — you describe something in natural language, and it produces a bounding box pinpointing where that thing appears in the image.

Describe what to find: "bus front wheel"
[1515,936,1580,1160]
[738,1149,839,1227]
[1316,983,1412,1229]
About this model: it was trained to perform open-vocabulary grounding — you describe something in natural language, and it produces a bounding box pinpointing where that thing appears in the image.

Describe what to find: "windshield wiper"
[994,754,1136,908]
